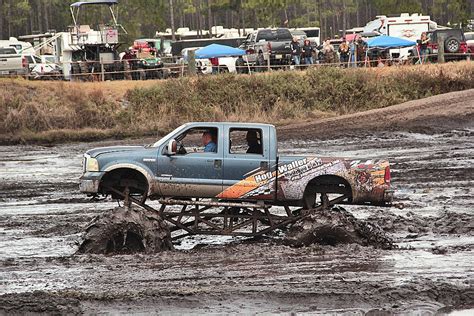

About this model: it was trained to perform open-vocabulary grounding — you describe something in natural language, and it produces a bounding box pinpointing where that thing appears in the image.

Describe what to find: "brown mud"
[78,206,173,254]
[279,88,474,141]
[1,91,473,314]
[284,206,396,249]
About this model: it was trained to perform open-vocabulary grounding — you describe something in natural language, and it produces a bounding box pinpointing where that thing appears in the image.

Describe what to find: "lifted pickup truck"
[240,28,293,66]
[79,122,392,250]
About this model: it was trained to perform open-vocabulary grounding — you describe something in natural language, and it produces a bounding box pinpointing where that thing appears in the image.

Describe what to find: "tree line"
[0,0,471,44]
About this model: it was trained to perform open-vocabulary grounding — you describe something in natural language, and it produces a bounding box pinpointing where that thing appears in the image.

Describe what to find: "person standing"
[209,57,219,74]
[302,39,314,65]
[356,36,367,67]
[290,36,301,67]
[322,38,335,64]
[419,32,430,64]
[338,38,350,67]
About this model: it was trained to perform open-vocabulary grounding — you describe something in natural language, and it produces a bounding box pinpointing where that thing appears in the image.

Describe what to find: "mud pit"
[1,92,474,314]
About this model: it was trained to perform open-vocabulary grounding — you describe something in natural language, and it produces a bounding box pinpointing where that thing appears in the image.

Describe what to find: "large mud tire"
[77,206,173,254]
[284,206,395,249]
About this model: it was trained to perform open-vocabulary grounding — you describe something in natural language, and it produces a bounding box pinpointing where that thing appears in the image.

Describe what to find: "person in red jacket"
[209,57,219,74]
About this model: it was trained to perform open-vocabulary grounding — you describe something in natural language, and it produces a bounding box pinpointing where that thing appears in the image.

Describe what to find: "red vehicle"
[424,29,469,61]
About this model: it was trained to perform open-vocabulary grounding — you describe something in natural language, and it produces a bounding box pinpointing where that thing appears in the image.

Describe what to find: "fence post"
[437,34,445,63]
[100,57,105,81]
[188,50,196,76]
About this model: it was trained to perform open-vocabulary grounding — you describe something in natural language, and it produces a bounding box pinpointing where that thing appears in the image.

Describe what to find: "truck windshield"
[256,29,292,41]
[150,124,188,148]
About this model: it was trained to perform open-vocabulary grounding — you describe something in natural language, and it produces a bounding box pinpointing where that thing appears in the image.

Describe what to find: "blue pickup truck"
[80,122,393,208]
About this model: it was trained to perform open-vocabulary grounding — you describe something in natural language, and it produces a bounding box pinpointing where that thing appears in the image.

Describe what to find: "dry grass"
[1,61,473,144]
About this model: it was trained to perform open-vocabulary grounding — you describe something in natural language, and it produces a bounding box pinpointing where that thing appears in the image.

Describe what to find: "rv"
[363,13,438,59]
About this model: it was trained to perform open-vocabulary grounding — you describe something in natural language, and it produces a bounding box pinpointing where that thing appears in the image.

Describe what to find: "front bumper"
[79,172,105,193]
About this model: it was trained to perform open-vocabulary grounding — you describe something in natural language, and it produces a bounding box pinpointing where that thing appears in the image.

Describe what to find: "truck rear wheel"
[77,206,173,254]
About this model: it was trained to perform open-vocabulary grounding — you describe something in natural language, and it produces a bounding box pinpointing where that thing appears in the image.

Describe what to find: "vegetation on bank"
[1,62,473,145]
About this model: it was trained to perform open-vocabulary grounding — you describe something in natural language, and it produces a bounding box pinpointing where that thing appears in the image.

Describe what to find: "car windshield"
[150,124,188,147]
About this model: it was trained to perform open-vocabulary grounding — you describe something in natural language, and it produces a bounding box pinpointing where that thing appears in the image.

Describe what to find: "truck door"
[219,125,274,201]
[156,124,223,198]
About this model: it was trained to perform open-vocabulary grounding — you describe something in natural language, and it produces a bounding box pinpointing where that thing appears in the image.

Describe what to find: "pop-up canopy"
[70,0,118,7]
[195,44,246,59]
[366,35,416,49]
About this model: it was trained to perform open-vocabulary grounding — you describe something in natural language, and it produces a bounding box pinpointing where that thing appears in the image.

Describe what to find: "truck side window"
[174,127,218,154]
[229,128,263,155]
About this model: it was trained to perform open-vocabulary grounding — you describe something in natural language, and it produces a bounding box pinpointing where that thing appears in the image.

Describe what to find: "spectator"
[349,38,357,67]
[209,57,219,74]
[256,50,265,72]
[377,56,385,67]
[338,38,350,67]
[290,36,301,66]
[356,35,367,66]
[322,38,335,64]
[302,39,314,65]
[419,32,430,64]
[235,56,246,74]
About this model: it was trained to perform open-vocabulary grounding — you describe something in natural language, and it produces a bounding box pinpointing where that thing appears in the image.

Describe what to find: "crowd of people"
[288,34,374,67]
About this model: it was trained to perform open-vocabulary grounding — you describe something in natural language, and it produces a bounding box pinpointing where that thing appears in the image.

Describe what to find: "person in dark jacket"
[338,38,350,67]
[302,39,314,65]
[290,36,301,66]
[246,130,262,154]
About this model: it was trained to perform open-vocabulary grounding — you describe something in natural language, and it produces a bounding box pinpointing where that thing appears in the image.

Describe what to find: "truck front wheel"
[100,168,149,203]
[77,206,173,254]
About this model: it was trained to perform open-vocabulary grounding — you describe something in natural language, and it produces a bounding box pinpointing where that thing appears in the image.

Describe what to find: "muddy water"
[0,130,473,314]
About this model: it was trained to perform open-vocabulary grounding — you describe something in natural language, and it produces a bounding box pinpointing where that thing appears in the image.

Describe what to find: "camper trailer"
[363,13,438,59]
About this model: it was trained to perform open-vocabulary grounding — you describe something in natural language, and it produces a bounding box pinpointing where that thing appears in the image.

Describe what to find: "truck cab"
[156,123,277,200]
[80,122,392,208]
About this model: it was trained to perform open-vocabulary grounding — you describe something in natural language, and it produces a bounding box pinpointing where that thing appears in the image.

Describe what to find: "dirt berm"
[279,88,474,141]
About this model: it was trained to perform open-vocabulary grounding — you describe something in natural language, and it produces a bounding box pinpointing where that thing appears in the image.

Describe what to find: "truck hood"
[86,146,143,158]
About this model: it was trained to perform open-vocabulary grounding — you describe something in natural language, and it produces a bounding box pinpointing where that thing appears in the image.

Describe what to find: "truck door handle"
[214,159,222,169]
[260,161,268,169]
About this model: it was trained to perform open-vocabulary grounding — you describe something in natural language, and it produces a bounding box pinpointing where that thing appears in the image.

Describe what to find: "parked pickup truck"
[80,122,393,208]
[240,28,293,66]
[0,47,28,76]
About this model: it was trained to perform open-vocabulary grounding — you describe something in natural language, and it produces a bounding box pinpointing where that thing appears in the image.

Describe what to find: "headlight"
[84,154,99,172]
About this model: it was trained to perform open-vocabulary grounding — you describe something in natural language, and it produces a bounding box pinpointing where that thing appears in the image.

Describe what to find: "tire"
[77,206,173,255]
[444,37,460,54]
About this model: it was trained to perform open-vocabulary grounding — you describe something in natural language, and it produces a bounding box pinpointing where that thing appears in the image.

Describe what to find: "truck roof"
[184,122,275,128]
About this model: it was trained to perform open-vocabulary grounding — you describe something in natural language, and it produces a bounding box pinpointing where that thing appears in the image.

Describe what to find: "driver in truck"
[202,130,217,153]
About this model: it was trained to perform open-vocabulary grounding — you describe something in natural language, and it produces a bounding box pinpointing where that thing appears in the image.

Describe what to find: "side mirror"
[167,139,177,155]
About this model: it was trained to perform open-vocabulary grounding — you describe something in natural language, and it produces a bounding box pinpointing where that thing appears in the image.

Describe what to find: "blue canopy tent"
[194,44,246,59]
[366,35,416,49]
[364,35,417,66]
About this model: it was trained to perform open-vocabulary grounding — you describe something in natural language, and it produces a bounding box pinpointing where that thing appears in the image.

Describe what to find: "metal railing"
[0,52,471,81]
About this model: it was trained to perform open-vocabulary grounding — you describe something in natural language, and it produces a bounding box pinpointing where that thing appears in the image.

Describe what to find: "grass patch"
[1,62,473,144]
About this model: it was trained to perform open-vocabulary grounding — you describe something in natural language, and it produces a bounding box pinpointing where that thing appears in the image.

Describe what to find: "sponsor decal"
[217,157,343,200]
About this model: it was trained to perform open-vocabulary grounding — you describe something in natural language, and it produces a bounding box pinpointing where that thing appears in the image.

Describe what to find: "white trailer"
[363,13,438,59]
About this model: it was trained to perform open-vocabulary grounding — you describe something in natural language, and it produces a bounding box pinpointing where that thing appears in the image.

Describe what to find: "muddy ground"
[1,92,473,314]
